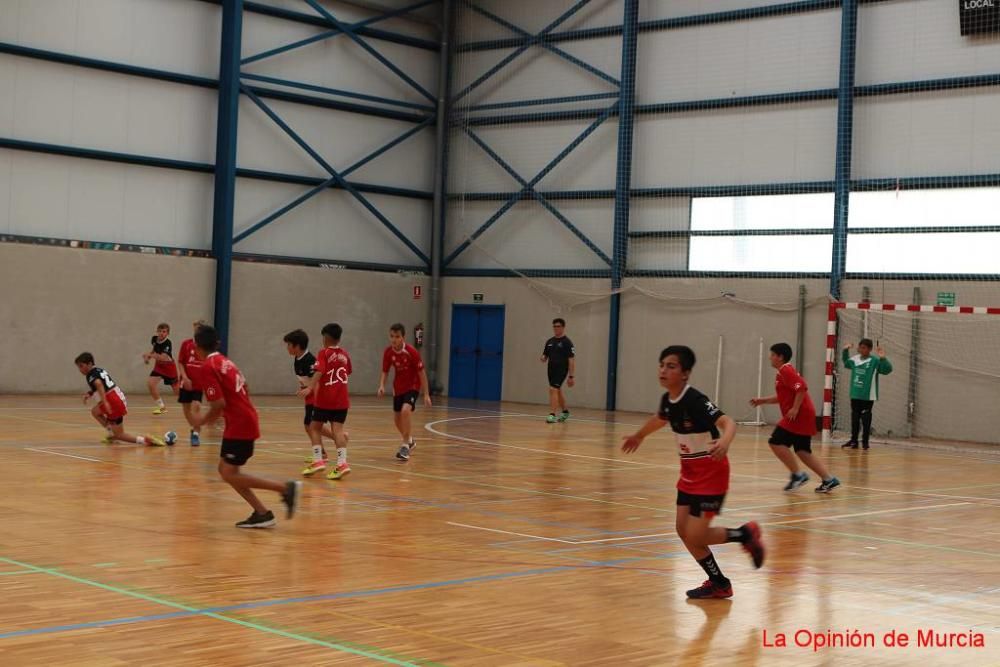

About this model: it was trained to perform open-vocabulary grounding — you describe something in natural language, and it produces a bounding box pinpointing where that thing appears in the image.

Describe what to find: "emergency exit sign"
[936,292,956,306]
[473,293,484,303]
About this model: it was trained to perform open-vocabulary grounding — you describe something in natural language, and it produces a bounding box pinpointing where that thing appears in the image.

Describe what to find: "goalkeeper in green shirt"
[840,338,893,450]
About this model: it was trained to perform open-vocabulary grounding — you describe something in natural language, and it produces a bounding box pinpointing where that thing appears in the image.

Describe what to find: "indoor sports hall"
[1,1,998,665]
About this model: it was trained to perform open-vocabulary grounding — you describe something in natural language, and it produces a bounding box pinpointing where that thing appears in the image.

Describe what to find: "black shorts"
[150,371,177,386]
[311,408,348,424]
[220,439,254,466]
[768,425,813,453]
[106,416,124,426]
[393,391,419,413]
[303,404,315,426]
[677,490,726,518]
[547,365,568,389]
[178,388,202,404]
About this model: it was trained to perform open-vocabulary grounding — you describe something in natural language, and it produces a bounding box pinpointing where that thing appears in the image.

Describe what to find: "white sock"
[312,444,324,462]
[136,436,147,444]
[156,399,164,408]
[337,448,347,466]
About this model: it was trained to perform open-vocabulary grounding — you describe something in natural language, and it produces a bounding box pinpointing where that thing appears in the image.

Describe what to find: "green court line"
[0,555,434,666]
[0,569,36,576]
[92,562,117,568]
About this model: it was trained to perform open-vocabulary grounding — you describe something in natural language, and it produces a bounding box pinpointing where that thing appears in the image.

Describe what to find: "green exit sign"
[936,292,956,306]
[473,293,484,303]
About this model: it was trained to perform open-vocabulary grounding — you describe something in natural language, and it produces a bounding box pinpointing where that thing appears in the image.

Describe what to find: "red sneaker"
[686,579,733,599]
[741,521,765,569]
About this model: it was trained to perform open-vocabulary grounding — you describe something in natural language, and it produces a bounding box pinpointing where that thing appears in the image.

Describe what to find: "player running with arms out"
[189,326,300,529]
[621,345,765,599]
[75,352,165,446]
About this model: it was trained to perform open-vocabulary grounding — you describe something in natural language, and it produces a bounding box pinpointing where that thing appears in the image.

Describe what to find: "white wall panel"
[0,55,218,163]
[449,118,618,192]
[237,96,433,190]
[258,0,439,41]
[858,0,1000,85]
[641,0,791,21]
[457,0,625,43]
[637,11,840,103]
[0,149,213,248]
[632,101,836,187]
[234,178,430,264]
[853,89,1000,179]
[446,200,612,270]
[629,196,690,232]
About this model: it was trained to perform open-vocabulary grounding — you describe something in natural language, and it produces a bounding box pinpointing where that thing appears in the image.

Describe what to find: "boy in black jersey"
[144,323,178,415]
[284,329,340,473]
[540,318,575,423]
[75,352,165,446]
[622,345,765,599]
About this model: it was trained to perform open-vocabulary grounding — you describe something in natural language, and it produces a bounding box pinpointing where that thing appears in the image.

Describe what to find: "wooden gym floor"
[0,395,998,666]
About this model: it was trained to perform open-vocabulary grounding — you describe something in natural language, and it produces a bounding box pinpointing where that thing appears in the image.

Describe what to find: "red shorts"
[99,393,128,423]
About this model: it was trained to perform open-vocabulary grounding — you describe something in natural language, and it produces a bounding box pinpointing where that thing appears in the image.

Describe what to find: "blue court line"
[0,564,572,640]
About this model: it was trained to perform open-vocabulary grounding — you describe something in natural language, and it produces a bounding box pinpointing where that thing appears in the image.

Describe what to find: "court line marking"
[24,447,102,462]
[767,502,971,525]
[446,522,577,544]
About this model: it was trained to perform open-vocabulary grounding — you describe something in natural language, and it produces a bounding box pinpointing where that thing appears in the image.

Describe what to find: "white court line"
[446,521,577,544]
[572,532,675,544]
[24,447,102,463]
[767,502,971,526]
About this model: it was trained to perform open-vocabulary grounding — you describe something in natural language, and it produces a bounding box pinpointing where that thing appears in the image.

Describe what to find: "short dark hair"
[321,323,342,342]
[660,345,696,371]
[283,329,309,349]
[859,338,874,349]
[157,322,170,331]
[194,325,221,352]
[74,352,95,365]
[770,342,793,362]
[390,323,405,336]
[552,318,565,327]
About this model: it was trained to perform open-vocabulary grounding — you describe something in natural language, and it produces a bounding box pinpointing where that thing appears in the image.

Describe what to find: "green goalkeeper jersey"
[841,349,893,401]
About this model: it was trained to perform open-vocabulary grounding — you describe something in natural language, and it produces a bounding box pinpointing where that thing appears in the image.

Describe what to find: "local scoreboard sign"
[960,0,1000,35]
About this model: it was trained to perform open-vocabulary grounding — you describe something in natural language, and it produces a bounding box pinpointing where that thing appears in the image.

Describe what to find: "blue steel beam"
[234,116,435,243]
[451,0,601,103]
[465,92,619,112]
[830,0,857,299]
[462,128,612,265]
[194,0,440,51]
[212,0,243,353]
[443,101,618,266]
[606,0,638,412]
[240,72,434,111]
[303,0,437,103]
[241,0,438,65]
[462,1,620,89]
[240,85,430,265]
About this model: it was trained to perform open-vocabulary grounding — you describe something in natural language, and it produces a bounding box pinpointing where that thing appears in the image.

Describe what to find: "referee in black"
[540,318,576,423]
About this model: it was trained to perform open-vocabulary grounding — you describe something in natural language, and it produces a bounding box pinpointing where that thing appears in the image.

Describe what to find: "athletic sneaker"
[327,463,351,480]
[301,460,327,477]
[147,436,167,447]
[101,434,114,445]
[815,477,842,493]
[546,414,557,423]
[686,579,733,599]
[740,521,765,569]
[190,431,200,447]
[152,406,167,415]
[783,471,809,492]
[558,410,570,423]
[841,440,859,449]
[395,444,411,461]
[236,511,276,529]
[862,443,870,450]
[282,480,302,519]
[303,455,330,464]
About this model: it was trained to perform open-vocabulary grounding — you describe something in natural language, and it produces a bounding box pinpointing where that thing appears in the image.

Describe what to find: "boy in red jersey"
[622,345,764,599]
[377,323,431,461]
[750,343,841,493]
[176,320,207,446]
[298,323,352,480]
[144,323,178,415]
[190,326,301,528]
[75,352,165,446]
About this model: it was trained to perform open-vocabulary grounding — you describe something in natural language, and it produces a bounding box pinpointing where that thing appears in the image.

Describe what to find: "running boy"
[144,323,178,414]
[841,339,893,450]
[75,352,165,446]
[190,326,301,528]
[298,323,352,480]
[378,323,431,461]
[621,345,764,599]
[750,343,841,493]
[540,318,575,423]
[176,320,206,446]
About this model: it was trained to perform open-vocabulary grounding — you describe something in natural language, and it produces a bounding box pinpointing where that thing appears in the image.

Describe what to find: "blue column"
[830,0,857,299]
[212,0,243,352]
[606,0,639,411]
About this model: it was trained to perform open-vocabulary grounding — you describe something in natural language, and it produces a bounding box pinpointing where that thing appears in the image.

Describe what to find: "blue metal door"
[475,306,504,401]
[448,304,505,401]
